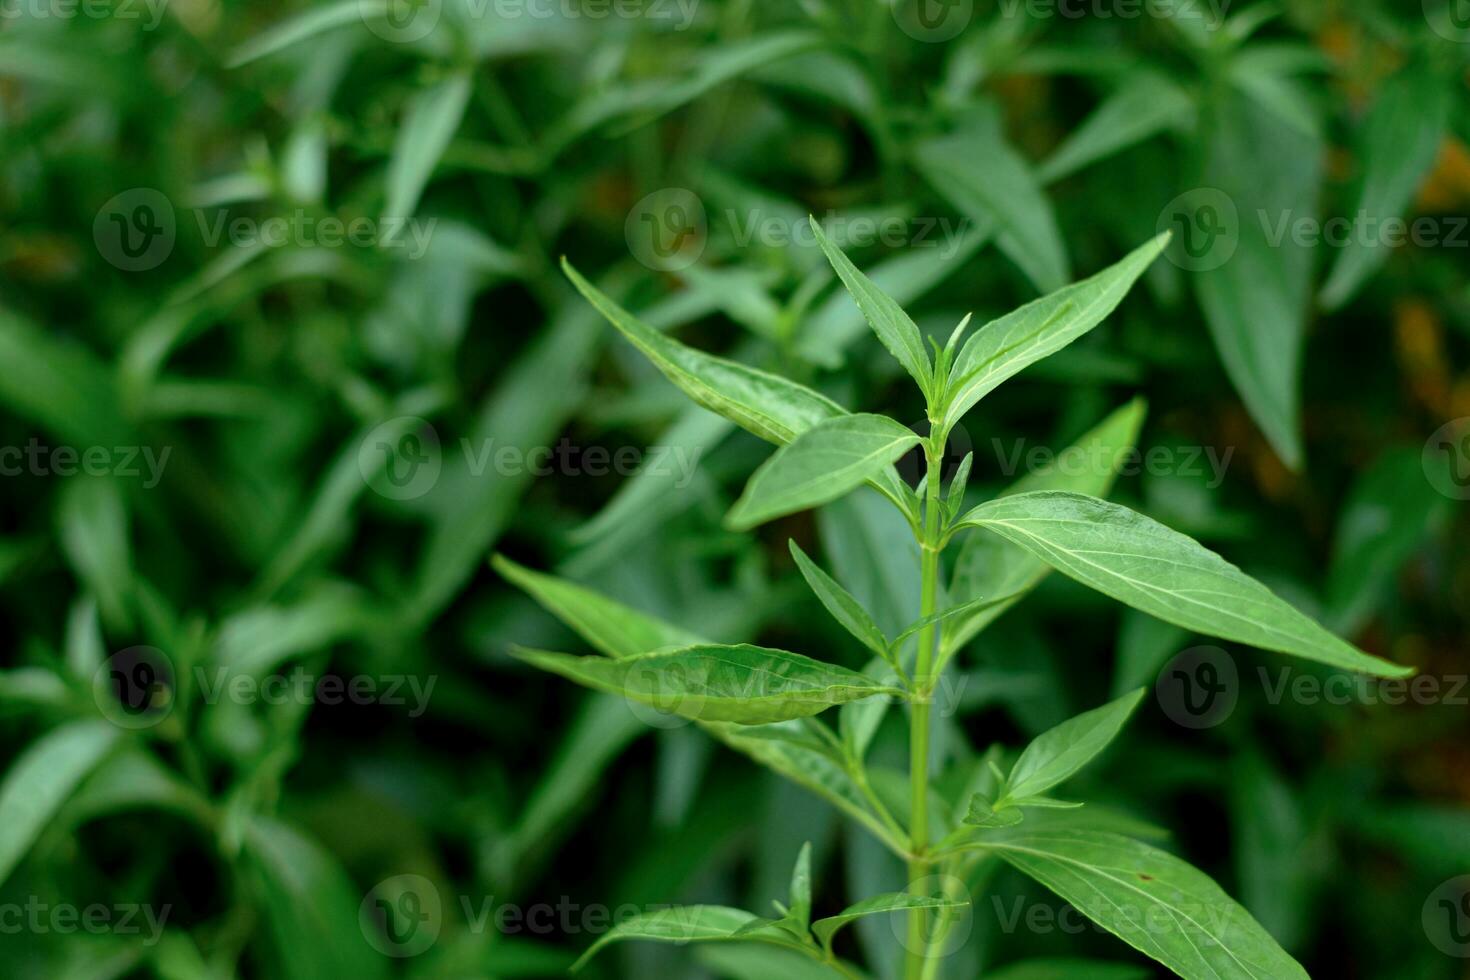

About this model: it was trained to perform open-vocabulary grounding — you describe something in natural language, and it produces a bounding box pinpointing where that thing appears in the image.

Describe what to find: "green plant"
[496,220,1413,980]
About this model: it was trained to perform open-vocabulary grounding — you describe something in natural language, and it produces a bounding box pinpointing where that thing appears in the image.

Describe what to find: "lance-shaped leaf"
[977,829,1309,980]
[510,644,904,725]
[728,415,920,530]
[563,259,846,445]
[0,720,118,888]
[954,491,1411,677]
[1000,688,1145,804]
[491,554,704,658]
[811,893,969,956]
[572,905,811,972]
[944,399,1146,659]
[1320,62,1452,310]
[789,541,889,663]
[809,217,932,395]
[563,260,915,517]
[939,234,1167,431]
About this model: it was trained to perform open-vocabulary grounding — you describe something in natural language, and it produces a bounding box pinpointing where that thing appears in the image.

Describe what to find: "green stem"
[905,439,944,980]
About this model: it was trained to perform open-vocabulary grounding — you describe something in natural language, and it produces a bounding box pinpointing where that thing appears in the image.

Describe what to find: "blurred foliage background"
[1,0,1468,977]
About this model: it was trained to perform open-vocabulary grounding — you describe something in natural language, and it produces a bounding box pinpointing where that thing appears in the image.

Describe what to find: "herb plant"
[498,222,1412,980]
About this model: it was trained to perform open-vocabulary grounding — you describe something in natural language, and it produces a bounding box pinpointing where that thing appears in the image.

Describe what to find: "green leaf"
[727,415,919,530]
[810,893,968,954]
[224,0,365,68]
[940,236,1166,432]
[1001,689,1145,803]
[1320,63,1451,308]
[786,842,813,930]
[809,218,932,394]
[492,554,705,659]
[945,398,1147,657]
[1192,90,1321,469]
[563,259,847,446]
[964,795,1025,828]
[385,72,472,221]
[955,491,1411,677]
[0,721,118,888]
[510,644,904,725]
[916,104,1070,292]
[789,541,889,662]
[572,905,810,971]
[979,829,1308,980]
[58,477,134,633]
[1038,72,1193,184]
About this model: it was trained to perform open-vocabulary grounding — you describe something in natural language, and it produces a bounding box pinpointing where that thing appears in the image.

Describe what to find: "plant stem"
[905,438,945,980]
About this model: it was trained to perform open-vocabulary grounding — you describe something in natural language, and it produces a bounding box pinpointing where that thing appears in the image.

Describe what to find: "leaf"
[809,218,932,393]
[510,644,904,725]
[224,0,365,68]
[492,554,705,658]
[955,491,1411,677]
[1192,90,1321,469]
[245,817,388,980]
[385,72,472,221]
[945,398,1147,657]
[940,236,1166,432]
[1320,64,1450,308]
[789,541,889,662]
[1038,72,1193,185]
[964,795,1024,828]
[0,721,118,888]
[916,104,1070,292]
[563,259,847,445]
[979,829,1308,980]
[727,415,920,530]
[572,905,810,971]
[810,893,968,954]
[1001,689,1146,803]
[795,222,989,366]
[786,842,813,930]
[58,477,134,633]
